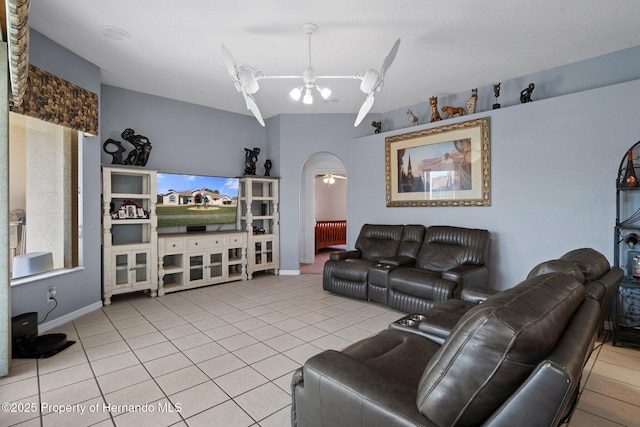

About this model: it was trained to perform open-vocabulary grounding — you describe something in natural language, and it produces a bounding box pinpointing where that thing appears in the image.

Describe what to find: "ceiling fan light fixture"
[317,85,332,100]
[303,87,313,105]
[289,87,302,101]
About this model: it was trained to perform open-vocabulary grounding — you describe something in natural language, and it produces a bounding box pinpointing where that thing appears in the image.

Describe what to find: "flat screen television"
[156,172,239,229]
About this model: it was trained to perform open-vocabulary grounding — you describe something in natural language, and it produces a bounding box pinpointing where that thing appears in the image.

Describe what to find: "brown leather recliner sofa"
[323,224,491,311]
[291,272,600,427]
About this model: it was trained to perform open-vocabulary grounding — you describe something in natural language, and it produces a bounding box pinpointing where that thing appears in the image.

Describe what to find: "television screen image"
[157,173,239,227]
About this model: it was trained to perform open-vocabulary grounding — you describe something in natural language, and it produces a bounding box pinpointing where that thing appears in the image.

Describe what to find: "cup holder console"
[390,313,426,332]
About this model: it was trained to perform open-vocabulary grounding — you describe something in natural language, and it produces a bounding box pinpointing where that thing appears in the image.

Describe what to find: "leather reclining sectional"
[394,248,623,345]
[292,271,603,427]
[323,224,491,313]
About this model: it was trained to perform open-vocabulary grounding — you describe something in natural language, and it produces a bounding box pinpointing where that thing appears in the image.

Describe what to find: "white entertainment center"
[101,166,279,304]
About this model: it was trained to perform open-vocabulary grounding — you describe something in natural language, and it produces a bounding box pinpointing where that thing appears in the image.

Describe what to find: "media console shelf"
[102,166,158,305]
[157,231,247,295]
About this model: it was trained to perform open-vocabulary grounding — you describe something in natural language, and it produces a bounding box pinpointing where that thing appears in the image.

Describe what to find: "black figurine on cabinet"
[243,147,260,175]
[520,83,535,103]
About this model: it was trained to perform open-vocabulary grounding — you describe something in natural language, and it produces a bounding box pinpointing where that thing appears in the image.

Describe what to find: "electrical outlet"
[47,287,57,303]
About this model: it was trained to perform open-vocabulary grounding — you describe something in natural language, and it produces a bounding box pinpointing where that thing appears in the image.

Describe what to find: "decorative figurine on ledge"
[441,106,465,119]
[264,159,272,176]
[429,96,442,122]
[520,83,535,103]
[406,110,419,126]
[103,128,152,166]
[243,147,261,175]
[467,88,478,114]
[493,83,501,109]
[371,121,382,133]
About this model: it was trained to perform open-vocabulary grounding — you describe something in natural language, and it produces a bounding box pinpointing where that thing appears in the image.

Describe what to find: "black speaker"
[187,225,206,233]
[12,312,74,359]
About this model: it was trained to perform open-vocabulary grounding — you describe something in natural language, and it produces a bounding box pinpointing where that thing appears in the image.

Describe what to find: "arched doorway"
[299,152,347,266]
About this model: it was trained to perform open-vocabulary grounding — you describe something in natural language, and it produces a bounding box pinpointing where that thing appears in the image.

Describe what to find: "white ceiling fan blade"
[239,65,260,95]
[380,39,401,78]
[245,94,265,127]
[221,44,238,78]
[354,93,375,127]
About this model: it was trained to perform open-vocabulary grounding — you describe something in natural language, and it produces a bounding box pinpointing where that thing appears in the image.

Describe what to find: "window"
[9,112,80,278]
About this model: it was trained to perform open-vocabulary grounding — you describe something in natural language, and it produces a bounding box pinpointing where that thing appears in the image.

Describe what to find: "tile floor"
[1,273,639,427]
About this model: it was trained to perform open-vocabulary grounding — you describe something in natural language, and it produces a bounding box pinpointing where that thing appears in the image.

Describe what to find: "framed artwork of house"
[385,117,491,207]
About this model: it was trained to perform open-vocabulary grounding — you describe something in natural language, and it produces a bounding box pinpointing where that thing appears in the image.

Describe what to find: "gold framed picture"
[385,117,491,207]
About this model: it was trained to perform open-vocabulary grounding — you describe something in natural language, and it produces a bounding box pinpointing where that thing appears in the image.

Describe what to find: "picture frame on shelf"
[385,117,491,207]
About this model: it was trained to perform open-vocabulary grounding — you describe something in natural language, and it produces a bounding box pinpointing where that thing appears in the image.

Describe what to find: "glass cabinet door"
[114,253,130,286]
[189,254,205,282]
[208,252,224,280]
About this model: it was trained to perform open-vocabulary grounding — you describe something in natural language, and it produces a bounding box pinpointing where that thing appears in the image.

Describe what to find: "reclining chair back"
[416,273,589,426]
[355,224,405,261]
[397,225,427,259]
[415,226,490,271]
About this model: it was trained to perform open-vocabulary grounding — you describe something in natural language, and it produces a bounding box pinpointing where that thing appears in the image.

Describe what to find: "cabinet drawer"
[228,234,244,246]
[187,236,226,250]
[164,239,184,252]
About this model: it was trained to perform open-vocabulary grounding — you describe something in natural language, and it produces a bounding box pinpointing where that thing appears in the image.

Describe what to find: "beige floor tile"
[258,405,292,427]
[272,371,296,396]
[155,365,209,395]
[39,363,94,393]
[97,364,151,394]
[203,324,243,341]
[245,325,285,342]
[585,373,640,406]
[270,318,306,333]
[263,334,305,352]
[218,333,258,352]
[40,378,101,413]
[41,396,110,427]
[76,322,117,339]
[215,366,269,397]
[568,409,622,427]
[290,325,329,342]
[117,322,158,339]
[125,331,167,350]
[79,330,124,349]
[309,334,352,351]
[233,317,269,332]
[190,315,228,332]
[160,323,200,340]
[233,342,278,364]
[182,341,228,364]
[133,341,179,363]
[282,343,323,365]
[251,354,300,381]
[0,360,38,385]
[333,325,376,343]
[0,394,40,426]
[143,352,194,377]
[104,380,165,416]
[111,315,150,330]
[37,348,88,375]
[84,340,131,362]
[113,397,182,427]
[577,389,640,426]
[169,381,229,419]
[185,399,254,427]
[170,331,212,351]
[90,351,140,376]
[591,359,640,388]
[258,311,292,325]
[234,382,290,422]
[198,353,246,379]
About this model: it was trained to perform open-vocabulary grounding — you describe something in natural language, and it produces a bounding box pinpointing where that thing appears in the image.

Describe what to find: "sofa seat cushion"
[389,268,456,299]
[341,329,441,389]
[416,272,586,427]
[332,259,376,282]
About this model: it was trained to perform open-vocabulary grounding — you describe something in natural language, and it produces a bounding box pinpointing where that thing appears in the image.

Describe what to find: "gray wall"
[11,31,103,325]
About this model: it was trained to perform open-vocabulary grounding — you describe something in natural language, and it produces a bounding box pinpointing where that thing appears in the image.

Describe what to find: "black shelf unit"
[613,140,640,347]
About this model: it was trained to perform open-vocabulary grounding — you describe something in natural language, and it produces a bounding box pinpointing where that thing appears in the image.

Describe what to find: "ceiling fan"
[221,24,400,128]
[317,172,347,185]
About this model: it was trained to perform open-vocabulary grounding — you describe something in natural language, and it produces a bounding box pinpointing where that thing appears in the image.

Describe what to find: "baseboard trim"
[279,270,301,276]
[39,301,103,333]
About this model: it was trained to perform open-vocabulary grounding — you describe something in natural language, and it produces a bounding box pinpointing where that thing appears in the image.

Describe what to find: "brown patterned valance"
[7,0,30,106]
[10,64,99,135]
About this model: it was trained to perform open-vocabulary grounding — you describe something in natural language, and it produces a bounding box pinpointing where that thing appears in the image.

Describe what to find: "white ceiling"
[29,0,640,125]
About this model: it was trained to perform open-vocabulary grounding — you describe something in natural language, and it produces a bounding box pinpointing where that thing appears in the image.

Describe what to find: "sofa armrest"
[377,255,416,269]
[292,350,430,427]
[442,265,489,296]
[330,249,361,261]
[461,286,499,304]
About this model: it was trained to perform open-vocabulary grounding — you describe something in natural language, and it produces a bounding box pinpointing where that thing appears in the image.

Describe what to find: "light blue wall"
[347,79,639,289]
[11,31,103,325]
[101,86,266,177]
[12,29,640,325]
